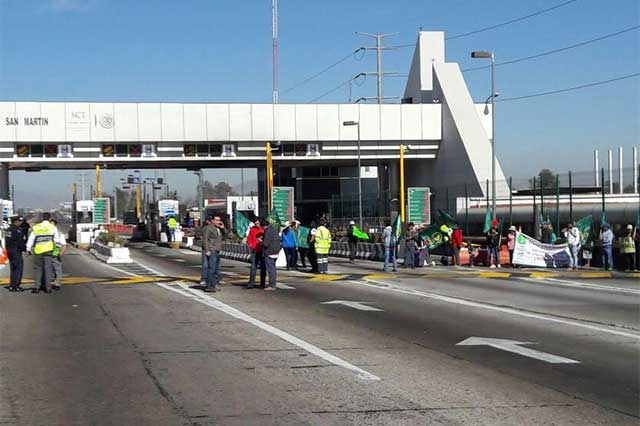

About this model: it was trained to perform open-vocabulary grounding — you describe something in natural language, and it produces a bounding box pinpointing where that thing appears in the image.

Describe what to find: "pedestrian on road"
[486,226,501,268]
[451,228,463,266]
[5,215,26,292]
[619,224,636,272]
[244,218,266,289]
[314,219,332,274]
[307,221,319,273]
[281,221,298,270]
[507,226,517,267]
[382,222,398,272]
[403,223,417,269]
[634,223,640,272]
[168,216,178,242]
[199,216,212,286]
[296,224,310,269]
[347,220,359,262]
[262,218,281,290]
[600,223,614,271]
[25,212,57,293]
[201,215,226,292]
[49,219,67,290]
[563,222,581,271]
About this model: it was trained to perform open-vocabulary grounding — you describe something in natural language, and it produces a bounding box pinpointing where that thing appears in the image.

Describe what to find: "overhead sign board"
[93,197,110,225]
[407,187,431,225]
[271,187,294,223]
[158,199,179,218]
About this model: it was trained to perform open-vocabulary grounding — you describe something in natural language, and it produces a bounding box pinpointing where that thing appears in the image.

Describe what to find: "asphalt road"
[0,243,638,425]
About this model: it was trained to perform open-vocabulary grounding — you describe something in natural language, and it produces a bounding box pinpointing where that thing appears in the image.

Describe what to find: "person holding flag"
[486,221,501,268]
[244,218,266,289]
[347,220,369,262]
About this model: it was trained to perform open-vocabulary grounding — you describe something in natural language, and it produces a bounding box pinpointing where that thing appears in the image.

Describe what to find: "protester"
[244,218,266,289]
[439,224,453,265]
[451,227,463,266]
[262,217,281,290]
[563,222,581,271]
[201,215,226,292]
[540,222,553,244]
[5,216,26,292]
[296,224,310,269]
[619,224,636,272]
[281,221,298,270]
[347,220,359,262]
[49,219,67,291]
[416,225,435,267]
[600,223,614,271]
[507,226,517,267]
[486,225,501,268]
[382,222,398,272]
[402,223,417,269]
[315,219,332,274]
[307,221,319,273]
[466,241,477,267]
[25,212,58,293]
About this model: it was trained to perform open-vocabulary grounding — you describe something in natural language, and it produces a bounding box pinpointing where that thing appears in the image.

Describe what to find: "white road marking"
[155,281,380,381]
[521,277,640,296]
[174,259,187,263]
[457,337,580,364]
[347,280,640,339]
[321,300,383,312]
[276,283,296,290]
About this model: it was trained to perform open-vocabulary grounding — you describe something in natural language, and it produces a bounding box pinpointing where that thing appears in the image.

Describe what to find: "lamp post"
[399,145,410,222]
[343,120,362,228]
[471,50,497,220]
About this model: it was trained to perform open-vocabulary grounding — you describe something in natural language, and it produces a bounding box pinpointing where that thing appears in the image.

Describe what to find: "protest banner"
[512,232,570,268]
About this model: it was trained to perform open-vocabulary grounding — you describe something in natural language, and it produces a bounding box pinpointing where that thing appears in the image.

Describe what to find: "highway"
[1,243,638,425]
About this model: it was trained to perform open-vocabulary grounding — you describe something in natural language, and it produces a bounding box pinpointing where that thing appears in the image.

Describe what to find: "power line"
[462,25,640,72]
[497,72,640,102]
[307,78,352,103]
[281,47,364,96]
[392,0,580,49]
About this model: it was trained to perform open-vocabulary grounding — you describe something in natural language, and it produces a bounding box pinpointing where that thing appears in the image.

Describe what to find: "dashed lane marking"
[478,272,512,279]
[308,274,348,282]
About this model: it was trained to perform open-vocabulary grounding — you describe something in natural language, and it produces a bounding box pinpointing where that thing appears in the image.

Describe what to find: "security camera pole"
[471,50,497,220]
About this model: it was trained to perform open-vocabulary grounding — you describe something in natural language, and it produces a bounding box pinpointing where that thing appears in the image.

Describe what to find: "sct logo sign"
[96,113,114,129]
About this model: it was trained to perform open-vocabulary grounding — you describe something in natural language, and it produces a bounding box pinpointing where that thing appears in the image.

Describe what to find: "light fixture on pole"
[471,50,497,220]
[343,120,363,228]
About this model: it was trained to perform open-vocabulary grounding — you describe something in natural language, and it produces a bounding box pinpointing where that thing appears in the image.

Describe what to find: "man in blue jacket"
[281,221,298,270]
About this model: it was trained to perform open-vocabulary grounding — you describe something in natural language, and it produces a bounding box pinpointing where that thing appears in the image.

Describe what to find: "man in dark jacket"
[201,215,227,292]
[486,226,501,268]
[6,216,26,292]
[347,221,359,262]
[262,219,281,291]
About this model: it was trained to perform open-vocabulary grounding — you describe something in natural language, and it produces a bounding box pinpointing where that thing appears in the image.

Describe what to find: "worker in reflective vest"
[314,219,332,274]
[168,216,178,242]
[26,212,57,293]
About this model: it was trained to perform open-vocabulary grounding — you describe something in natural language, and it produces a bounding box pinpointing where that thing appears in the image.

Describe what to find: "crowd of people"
[5,212,67,293]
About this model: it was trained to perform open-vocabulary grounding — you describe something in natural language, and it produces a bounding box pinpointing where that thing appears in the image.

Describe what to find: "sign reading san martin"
[5,117,49,126]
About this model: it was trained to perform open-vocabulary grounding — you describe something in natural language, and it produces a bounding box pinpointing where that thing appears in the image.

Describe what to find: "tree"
[529,169,557,190]
[202,181,238,199]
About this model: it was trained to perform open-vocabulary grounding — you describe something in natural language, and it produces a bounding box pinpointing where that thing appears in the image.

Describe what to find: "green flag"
[574,214,594,248]
[267,208,281,225]
[419,224,445,250]
[437,210,459,229]
[352,226,369,240]
[234,210,251,238]
[392,214,403,239]
[483,208,492,233]
[296,226,310,249]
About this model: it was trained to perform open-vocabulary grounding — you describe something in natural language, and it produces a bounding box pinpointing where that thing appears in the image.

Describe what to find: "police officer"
[26,212,57,293]
[5,215,26,292]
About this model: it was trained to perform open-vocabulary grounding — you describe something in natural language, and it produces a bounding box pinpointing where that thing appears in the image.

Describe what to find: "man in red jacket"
[244,218,267,289]
[451,228,463,266]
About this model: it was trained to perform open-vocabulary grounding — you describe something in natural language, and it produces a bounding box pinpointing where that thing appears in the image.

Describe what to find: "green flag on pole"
[392,214,403,239]
[296,226,310,249]
[437,210,459,230]
[482,208,492,233]
[574,214,594,248]
[234,210,251,238]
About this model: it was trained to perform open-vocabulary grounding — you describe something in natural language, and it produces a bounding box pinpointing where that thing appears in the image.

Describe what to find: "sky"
[0,0,638,208]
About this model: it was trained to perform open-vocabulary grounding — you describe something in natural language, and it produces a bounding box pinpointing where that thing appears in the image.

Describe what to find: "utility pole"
[355,32,399,104]
[272,0,279,104]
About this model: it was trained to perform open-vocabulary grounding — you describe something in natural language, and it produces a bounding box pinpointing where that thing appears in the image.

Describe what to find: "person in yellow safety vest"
[314,218,332,274]
[168,216,178,242]
[439,224,452,266]
[25,212,58,293]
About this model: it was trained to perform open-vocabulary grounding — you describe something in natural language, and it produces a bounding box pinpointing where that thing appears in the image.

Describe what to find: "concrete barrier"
[89,241,133,264]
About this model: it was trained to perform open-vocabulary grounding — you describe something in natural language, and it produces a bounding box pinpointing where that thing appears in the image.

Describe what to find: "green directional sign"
[271,186,294,223]
[93,197,111,225]
[407,187,431,225]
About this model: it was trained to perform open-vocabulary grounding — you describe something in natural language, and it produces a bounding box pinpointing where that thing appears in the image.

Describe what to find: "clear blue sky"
[1,0,638,208]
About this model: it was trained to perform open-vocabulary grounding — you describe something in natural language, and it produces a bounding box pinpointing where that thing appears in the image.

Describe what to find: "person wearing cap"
[619,224,636,272]
[5,215,26,292]
[347,220,359,262]
[563,222,581,271]
[281,220,298,270]
[599,223,614,271]
[506,226,517,267]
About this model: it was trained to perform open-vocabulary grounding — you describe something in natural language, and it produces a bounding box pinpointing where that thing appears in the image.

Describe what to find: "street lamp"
[343,120,362,229]
[399,144,411,222]
[471,50,498,220]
